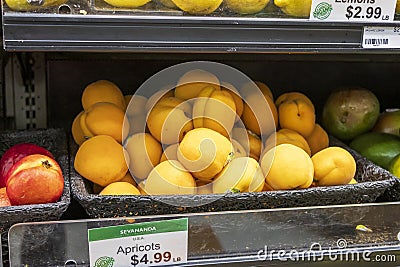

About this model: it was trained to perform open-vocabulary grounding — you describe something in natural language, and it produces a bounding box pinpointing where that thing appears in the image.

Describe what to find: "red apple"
[0,187,11,207]
[6,154,64,206]
[0,143,54,187]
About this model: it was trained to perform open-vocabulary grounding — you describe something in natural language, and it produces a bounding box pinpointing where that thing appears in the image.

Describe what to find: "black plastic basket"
[0,128,71,265]
[70,135,397,218]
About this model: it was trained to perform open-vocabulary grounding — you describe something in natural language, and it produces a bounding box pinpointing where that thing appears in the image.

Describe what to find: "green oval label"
[94,256,115,267]
[313,2,333,20]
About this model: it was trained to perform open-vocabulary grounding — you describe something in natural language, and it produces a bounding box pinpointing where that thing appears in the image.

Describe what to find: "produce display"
[0,143,64,206]
[72,68,365,197]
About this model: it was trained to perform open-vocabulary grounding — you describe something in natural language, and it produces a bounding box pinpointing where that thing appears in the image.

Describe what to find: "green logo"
[313,2,333,20]
[94,256,115,267]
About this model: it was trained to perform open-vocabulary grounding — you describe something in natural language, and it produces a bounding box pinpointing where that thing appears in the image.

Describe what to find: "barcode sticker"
[363,26,400,48]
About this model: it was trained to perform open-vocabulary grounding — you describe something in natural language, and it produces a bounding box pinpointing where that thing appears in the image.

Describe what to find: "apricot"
[175,69,220,100]
[145,89,175,113]
[306,124,330,155]
[124,133,162,180]
[312,147,356,186]
[145,160,196,195]
[221,82,244,119]
[260,144,314,190]
[99,182,141,196]
[231,127,262,160]
[196,179,213,194]
[147,97,193,144]
[264,128,311,156]
[160,143,179,162]
[74,135,128,187]
[241,81,274,100]
[193,86,236,137]
[278,98,315,138]
[71,111,86,145]
[125,95,147,117]
[213,157,265,194]
[241,93,278,136]
[82,102,129,144]
[275,92,315,112]
[81,80,125,111]
[177,128,234,180]
[119,172,138,186]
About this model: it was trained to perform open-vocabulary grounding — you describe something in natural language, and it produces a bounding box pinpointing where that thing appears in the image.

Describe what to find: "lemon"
[224,0,270,14]
[103,0,150,8]
[274,0,312,18]
[171,0,222,15]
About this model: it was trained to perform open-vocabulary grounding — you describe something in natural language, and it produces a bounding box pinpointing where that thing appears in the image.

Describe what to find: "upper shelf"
[2,0,400,53]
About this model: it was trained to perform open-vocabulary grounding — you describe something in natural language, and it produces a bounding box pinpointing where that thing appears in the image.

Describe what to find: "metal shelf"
[3,13,400,53]
[7,202,400,266]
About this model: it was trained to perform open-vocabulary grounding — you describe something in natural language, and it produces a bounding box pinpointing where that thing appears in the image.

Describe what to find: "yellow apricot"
[193,86,236,138]
[99,182,141,196]
[241,93,278,136]
[119,172,138,186]
[74,135,129,187]
[275,92,315,112]
[306,124,330,155]
[175,69,220,100]
[125,95,147,117]
[312,147,356,186]
[160,143,179,162]
[278,98,315,138]
[124,133,162,180]
[231,127,262,160]
[81,80,125,111]
[83,102,129,144]
[265,128,311,156]
[71,111,86,145]
[260,144,314,190]
[177,128,234,180]
[221,82,244,119]
[145,160,196,195]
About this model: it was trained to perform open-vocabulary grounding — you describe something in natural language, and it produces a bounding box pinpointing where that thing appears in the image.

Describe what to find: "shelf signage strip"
[310,0,397,22]
[363,26,400,48]
[88,218,188,267]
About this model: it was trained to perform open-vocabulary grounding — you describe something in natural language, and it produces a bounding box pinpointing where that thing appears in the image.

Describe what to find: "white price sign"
[363,26,400,48]
[88,218,188,267]
[310,0,397,22]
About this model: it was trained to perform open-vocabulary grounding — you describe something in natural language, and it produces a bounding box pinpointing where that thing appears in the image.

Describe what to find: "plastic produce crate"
[0,128,71,265]
[70,135,397,219]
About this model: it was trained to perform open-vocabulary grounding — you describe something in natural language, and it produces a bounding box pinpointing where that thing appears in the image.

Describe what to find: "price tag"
[363,26,400,48]
[310,0,397,22]
[88,218,188,267]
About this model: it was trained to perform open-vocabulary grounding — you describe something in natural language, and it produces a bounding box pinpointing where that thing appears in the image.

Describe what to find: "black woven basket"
[0,128,71,265]
[70,135,397,218]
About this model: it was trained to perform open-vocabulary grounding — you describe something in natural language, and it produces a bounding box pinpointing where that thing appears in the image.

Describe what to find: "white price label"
[363,26,400,48]
[88,218,188,267]
[310,0,397,22]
